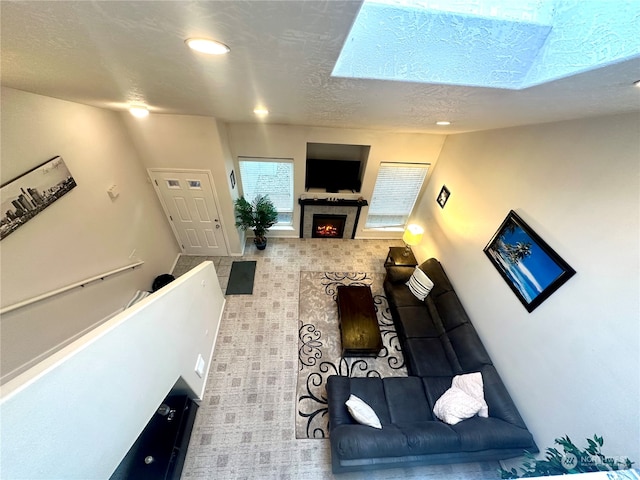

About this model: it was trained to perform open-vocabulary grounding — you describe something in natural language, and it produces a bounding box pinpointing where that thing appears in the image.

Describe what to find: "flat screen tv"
[305,159,362,193]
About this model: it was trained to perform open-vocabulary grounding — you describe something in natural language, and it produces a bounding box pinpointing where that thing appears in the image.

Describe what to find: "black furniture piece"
[326,258,538,474]
[110,394,198,480]
[384,246,418,268]
[337,285,383,357]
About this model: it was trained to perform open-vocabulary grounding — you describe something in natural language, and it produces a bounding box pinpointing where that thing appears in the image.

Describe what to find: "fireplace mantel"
[298,198,368,208]
[298,198,368,239]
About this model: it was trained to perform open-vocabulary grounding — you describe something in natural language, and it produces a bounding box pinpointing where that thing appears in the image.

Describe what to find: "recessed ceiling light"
[129,106,149,118]
[253,108,269,116]
[185,38,230,55]
[436,121,451,126]
[634,80,640,87]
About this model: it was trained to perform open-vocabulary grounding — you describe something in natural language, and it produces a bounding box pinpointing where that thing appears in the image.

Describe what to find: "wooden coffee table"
[337,285,383,357]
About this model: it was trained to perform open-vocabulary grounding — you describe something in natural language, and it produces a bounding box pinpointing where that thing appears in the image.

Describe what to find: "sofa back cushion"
[383,377,434,423]
[384,277,426,308]
[433,291,470,331]
[480,364,528,429]
[394,306,444,339]
[418,258,454,297]
[404,337,461,377]
[327,376,392,428]
[447,323,493,371]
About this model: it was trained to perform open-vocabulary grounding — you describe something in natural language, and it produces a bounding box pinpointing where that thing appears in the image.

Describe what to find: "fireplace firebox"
[312,214,347,238]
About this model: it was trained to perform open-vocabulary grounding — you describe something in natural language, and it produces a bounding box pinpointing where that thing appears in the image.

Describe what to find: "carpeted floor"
[296,271,407,439]
[173,239,501,480]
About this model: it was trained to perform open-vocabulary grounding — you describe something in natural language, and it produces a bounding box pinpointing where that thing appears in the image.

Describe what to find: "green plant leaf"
[500,434,635,478]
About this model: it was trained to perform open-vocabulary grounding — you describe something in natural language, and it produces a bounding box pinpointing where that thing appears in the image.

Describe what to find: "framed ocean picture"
[483,211,576,312]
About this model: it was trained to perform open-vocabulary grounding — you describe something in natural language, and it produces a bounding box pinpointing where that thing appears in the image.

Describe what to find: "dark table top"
[337,285,382,357]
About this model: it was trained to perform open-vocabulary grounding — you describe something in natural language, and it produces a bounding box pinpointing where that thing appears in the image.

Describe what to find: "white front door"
[149,169,228,256]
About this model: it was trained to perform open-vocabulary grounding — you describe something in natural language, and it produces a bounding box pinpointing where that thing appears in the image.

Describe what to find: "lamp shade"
[402,224,424,246]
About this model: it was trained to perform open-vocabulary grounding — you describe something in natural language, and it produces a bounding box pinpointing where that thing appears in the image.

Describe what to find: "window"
[238,157,294,225]
[365,162,429,228]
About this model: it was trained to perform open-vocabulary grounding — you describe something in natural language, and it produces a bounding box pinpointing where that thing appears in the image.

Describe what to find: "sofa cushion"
[394,306,443,338]
[327,376,392,427]
[481,365,528,429]
[348,377,392,425]
[384,265,415,284]
[421,376,453,409]
[383,377,433,423]
[346,394,382,429]
[404,337,460,376]
[417,258,454,297]
[331,424,409,459]
[406,267,434,300]
[433,291,470,331]
[396,421,461,454]
[327,375,356,428]
[451,416,537,451]
[384,280,425,308]
[446,323,492,371]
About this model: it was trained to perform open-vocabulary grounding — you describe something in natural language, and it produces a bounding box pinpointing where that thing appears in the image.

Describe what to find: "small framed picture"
[437,185,450,208]
[230,170,236,189]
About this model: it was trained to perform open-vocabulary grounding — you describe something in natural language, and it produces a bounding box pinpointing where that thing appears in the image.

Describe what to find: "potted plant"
[234,194,278,250]
[499,434,634,478]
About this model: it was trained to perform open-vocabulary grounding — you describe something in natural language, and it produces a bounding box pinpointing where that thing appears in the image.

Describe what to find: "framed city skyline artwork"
[1,156,77,240]
[483,210,576,312]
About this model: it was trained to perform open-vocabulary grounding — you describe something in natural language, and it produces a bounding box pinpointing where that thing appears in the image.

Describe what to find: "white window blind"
[238,158,294,225]
[365,162,429,228]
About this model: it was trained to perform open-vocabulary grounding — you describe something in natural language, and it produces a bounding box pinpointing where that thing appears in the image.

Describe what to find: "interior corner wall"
[226,123,446,239]
[0,87,180,382]
[121,114,243,255]
[413,112,640,459]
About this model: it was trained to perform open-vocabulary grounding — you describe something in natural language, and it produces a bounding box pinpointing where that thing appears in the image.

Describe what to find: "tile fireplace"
[298,198,368,239]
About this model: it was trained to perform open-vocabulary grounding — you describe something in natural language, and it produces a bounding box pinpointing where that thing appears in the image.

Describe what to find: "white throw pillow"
[452,372,488,418]
[345,394,382,429]
[433,387,483,425]
[406,267,434,301]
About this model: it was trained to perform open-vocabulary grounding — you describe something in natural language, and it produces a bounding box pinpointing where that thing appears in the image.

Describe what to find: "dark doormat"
[226,261,257,295]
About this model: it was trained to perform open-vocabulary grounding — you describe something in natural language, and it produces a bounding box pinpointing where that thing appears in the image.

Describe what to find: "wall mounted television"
[305,158,362,193]
[305,143,369,193]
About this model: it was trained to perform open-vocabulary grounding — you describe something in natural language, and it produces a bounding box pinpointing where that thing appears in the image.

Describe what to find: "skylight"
[332,0,640,90]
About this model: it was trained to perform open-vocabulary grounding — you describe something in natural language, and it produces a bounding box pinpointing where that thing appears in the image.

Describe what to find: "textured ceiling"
[1,0,639,134]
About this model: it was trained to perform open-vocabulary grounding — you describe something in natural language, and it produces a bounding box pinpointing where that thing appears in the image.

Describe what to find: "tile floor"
[174,238,500,480]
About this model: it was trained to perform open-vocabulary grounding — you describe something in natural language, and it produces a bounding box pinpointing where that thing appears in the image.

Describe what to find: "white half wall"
[413,112,640,459]
[0,261,224,479]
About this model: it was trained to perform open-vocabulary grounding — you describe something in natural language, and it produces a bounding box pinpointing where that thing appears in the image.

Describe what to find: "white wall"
[226,123,446,239]
[122,113,243,254]
[1,261,225,479]
[0,88,180,383]
[413,113,640,459]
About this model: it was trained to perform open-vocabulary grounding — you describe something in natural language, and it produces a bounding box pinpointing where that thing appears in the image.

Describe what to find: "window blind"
[365,162,429,228]
[238,158,294,225]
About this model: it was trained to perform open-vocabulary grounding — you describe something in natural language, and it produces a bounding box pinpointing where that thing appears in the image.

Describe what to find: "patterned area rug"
[296,271,407,439]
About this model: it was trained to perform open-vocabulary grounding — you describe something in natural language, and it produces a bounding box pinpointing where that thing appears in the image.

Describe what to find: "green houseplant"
[499,435,634,478]
[234,194,278,250]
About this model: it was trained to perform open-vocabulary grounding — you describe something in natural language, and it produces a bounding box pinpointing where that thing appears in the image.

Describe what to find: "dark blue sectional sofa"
[327,258,538,473]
